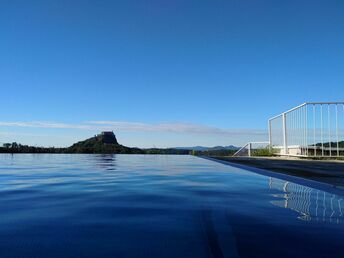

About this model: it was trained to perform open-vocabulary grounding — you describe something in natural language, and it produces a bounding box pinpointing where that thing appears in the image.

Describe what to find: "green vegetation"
[144,148,190,155]
[315,141,344,148]
[251,147,277,157]
[0,142,65,153]
[191,149,236,156]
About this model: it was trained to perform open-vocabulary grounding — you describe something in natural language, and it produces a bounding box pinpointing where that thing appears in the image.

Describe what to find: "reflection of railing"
[269,177,343,224]
[233,142,270,157]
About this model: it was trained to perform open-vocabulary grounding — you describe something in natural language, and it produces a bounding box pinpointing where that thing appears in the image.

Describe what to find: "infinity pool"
[0,154,343,258]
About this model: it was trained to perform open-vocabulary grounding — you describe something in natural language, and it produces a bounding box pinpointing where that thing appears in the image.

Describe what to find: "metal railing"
[269,102,344,157]
[233,141,270,157]
[234,102,344,157]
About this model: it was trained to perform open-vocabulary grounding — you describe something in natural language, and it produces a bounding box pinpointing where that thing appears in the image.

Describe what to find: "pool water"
[0,154,343,258]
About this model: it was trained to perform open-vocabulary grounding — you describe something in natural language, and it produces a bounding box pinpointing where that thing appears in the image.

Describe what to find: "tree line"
[0,142,235,156]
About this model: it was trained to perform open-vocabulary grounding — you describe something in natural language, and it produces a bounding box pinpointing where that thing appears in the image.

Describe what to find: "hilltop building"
[98,131,118,144]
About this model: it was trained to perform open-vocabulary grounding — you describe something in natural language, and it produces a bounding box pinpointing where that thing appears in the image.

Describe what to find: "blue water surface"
[0,154,343,258]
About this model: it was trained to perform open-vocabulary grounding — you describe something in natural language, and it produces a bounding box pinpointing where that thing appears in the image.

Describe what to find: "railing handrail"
[268,102,344,121]
[268,103,307,121]
[233,143,250,156]
[233,141,270,156]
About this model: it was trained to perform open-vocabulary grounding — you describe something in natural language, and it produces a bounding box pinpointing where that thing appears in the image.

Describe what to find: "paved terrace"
[210,156,344,189]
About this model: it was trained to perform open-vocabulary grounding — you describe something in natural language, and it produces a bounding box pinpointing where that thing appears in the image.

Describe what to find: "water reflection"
[94,154,117,171]
[269,177,343,224]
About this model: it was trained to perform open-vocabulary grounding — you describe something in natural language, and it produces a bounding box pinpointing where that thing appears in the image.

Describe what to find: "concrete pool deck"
[209,156,344,189]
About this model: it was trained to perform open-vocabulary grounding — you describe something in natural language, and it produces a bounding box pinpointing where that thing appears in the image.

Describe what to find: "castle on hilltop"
[98,131,118,145]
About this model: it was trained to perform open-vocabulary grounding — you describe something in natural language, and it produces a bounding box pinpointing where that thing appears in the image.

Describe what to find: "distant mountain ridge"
[174,145,239,151]
[0,131,238,155]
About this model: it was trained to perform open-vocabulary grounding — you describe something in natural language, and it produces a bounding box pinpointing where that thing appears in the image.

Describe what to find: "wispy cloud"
[0,121,92,130]
[87,121,267,136]
[0,121,267,137]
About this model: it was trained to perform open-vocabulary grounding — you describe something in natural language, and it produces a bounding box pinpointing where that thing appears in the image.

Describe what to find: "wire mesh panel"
[269,102,344,157]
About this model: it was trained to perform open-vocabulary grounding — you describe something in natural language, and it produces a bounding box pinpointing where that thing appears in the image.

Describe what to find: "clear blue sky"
[1,0,343,147]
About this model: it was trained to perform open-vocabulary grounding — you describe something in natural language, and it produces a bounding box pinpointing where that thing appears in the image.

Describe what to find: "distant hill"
[174,145,239,151]
[68,131,144,154]
[67,131,189,154]
[314,141,344,148]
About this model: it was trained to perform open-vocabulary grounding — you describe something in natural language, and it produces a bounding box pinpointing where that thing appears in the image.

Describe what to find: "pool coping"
[201,156,344,196]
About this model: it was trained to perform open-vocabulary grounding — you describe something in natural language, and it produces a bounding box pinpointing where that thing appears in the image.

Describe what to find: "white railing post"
[313,104,316,156]
[282,113,288,155]
[328,104,332,156]
[336,104,339,157]
[268,119,272,147]
[321,104,324,156]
